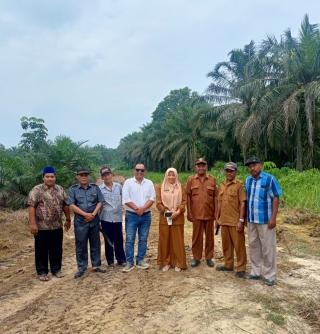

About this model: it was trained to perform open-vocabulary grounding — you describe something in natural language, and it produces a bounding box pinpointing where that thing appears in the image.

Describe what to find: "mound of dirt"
[283,212,320,225]
[0,210,30,260]
[310,223,320,237]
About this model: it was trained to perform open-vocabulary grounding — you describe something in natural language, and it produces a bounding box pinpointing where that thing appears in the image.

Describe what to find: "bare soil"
[0,208,319,334]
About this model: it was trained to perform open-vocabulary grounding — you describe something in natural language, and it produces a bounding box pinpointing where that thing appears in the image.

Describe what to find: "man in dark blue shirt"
[68,168,106,279]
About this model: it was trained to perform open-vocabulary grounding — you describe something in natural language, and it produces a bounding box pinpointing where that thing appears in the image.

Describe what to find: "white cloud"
[0,0,319,147]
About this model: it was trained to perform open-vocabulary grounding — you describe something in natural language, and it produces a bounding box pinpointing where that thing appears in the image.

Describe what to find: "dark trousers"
[101,221,126,265]
[74,221,101,272]
[34,228,63,275]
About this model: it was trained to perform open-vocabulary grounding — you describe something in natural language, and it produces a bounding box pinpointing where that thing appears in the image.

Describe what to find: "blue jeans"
[74,219,101,272]
[125,211,151,265]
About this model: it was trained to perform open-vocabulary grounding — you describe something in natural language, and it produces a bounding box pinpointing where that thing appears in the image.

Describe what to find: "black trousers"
[34,228,63,275]
[101,221,126,265]
[74,220,101,272]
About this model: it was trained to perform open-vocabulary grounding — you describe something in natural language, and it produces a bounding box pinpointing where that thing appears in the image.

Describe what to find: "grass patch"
[295,296,320,330]
[249,292,288,326]
[266,312,286,326]
[277,225,320,257]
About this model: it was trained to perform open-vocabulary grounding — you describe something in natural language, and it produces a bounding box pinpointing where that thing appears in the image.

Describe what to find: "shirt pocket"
[191,186,199,196]
[227,190,238,204]
[89,193,98,203]
[76,195,87,205]
[207,186,215,197]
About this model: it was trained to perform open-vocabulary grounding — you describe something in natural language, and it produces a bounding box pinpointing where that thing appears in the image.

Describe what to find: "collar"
[42,184,57,190]
[134,177,145,184]
[101,182,113,190]
[195,174,208,180]
[77,183,92,189]
[224,178,237,185]
[253,171,265,180]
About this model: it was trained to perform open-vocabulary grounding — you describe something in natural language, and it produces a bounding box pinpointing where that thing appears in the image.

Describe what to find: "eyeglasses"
[135,169,145,173]
[78,173,89,177]
[101,172,111,176]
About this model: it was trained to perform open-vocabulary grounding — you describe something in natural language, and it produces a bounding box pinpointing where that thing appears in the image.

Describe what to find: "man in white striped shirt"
[122,163,156,272]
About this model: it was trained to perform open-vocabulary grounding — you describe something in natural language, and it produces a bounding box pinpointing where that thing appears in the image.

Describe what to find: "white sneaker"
[122,264,135,273]
[174,266,182,272]
[136,260,150,270]
[162,265,170,272]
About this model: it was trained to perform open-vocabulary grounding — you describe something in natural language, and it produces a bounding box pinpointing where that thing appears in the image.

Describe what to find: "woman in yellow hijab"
[156,168,187,271]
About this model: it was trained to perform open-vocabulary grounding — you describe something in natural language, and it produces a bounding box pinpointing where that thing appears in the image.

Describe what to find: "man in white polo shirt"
[122,163,156,272]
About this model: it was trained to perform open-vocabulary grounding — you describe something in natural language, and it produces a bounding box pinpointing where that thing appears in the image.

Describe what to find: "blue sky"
[0,0,319,148]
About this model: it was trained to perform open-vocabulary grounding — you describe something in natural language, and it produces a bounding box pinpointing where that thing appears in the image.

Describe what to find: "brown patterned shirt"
[27,184,68,230]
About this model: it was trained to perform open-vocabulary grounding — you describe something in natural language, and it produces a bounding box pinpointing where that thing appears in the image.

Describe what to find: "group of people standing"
[28,156,282,286]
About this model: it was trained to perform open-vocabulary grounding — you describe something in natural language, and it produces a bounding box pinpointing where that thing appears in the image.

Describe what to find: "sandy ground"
[0,208,319,334]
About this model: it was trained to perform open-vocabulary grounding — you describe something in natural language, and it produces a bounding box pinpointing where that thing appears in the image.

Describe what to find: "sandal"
[53,271,64,278]
[162,265,170,272]
[39,274,49,281]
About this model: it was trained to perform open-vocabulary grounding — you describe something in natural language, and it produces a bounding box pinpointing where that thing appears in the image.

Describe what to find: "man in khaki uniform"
[186,158,218,267]
[216,162,247,278]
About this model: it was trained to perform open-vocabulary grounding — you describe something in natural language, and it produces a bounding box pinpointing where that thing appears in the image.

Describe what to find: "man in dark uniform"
[68,168,106,279]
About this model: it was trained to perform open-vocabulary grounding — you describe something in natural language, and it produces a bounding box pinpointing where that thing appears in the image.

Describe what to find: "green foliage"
[19,116,48,150]
[116,166,320,213]
[118,15,320,172]
[0,120,120,209]
[263,161,277,170]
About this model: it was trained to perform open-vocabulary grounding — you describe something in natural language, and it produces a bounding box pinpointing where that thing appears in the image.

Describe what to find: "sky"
[0,0,319,148]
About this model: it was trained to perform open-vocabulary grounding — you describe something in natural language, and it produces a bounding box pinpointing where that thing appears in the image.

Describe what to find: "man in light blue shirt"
[245,157,283,286]
[99,166,126,266]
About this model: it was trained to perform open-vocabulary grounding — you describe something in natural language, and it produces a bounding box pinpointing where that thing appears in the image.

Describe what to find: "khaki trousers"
[248,223,277,280]
[192,219,214,260]
[221,225,247,272]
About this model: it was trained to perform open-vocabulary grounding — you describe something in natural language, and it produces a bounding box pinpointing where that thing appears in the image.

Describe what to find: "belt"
[126,210,151,216]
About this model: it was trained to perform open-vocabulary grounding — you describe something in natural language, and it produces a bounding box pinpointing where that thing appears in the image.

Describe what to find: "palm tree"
[258,14,320,169]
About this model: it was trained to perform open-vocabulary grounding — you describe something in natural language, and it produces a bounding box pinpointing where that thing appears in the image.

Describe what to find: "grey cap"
[224,162,237,171]
[100,166,112,176]
[245,156,261,166]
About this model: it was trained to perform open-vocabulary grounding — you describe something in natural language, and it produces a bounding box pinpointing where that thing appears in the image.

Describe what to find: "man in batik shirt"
[28,166,71,281]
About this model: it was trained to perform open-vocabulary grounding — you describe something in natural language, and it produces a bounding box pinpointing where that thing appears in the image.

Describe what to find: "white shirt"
[122,177,156,212]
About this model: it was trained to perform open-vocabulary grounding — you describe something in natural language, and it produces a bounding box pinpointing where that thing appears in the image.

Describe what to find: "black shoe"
[216,265,233,272]
[93,267,106,273]
[117,262,127,267]
[235,271,246,278]
[191,259,201,267]
[249,274,261,280]
[206,259,215,267]
[74,271,86,279]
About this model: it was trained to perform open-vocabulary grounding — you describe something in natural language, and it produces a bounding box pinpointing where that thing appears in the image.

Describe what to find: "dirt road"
[0,208,319,334]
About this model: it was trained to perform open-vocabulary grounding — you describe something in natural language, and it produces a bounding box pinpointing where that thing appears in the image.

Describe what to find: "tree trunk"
[296,117,303,171]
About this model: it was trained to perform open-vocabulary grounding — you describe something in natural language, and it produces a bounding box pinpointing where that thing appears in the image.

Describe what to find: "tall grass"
[115,167,320,213]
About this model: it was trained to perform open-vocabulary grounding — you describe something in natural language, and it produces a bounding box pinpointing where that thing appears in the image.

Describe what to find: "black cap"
[245,157,261,166]
[76,167,91,175]
[195,157,207,165]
